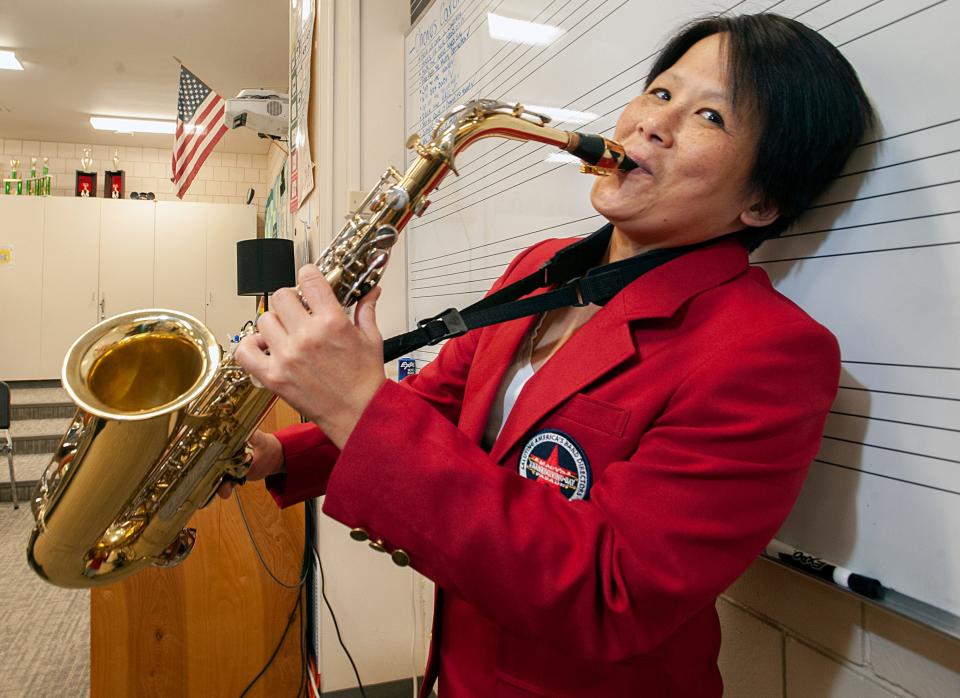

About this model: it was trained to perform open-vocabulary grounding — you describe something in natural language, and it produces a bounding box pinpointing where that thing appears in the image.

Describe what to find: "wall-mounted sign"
[289,0,315,213]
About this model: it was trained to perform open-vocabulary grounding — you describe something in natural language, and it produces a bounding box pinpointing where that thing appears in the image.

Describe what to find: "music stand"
[236,238,296,312]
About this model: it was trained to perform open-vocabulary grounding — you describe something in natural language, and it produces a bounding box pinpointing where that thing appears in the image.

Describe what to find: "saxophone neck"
[314,99,637,307]
[412,99,636,176]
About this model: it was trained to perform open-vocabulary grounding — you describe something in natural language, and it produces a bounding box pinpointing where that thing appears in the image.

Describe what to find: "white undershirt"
[481,316,544,451]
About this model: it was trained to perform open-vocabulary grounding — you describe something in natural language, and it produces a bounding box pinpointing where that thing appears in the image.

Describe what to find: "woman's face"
[590,33,777,256]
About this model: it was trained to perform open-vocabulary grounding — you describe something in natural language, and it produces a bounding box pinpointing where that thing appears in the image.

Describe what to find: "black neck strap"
[383,224,710,362]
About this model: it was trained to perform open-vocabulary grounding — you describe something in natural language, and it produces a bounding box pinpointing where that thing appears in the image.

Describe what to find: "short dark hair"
[646,14,875,250]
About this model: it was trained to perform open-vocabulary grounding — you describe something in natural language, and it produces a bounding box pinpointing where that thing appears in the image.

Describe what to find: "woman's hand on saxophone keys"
[217,430,285,499]
[234,264,386,450]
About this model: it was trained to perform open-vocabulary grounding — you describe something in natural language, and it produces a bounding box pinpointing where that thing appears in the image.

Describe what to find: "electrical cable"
[311,543,368,698]
[235,488,309,589]
[234,487,309,696]
[234,485,366,696]
[239,589,303,698]
[307,660,320,698]
[297,590,306,698]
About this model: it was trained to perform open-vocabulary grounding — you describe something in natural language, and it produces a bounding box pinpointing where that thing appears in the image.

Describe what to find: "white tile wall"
[717,598,784,698]
[720,558,960,697]
[786,639,898,697]
[0,138,269,219]
[866,608,960,698]
[725,558,864,663]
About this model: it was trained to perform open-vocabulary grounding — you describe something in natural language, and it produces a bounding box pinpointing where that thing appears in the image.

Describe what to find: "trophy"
[5,159,23,196]
[76,147,97,197]
[104,147,124,200]
[42,157,51,196]
[26,157,37,195]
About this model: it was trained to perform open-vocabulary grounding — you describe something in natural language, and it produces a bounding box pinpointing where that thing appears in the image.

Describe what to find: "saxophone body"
[27,100,635,588]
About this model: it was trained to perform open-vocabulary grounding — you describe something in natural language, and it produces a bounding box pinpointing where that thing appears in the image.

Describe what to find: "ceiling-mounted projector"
[225,89,289,140]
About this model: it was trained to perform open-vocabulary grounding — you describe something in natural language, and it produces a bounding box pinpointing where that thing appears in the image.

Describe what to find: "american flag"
[171,65,228,199]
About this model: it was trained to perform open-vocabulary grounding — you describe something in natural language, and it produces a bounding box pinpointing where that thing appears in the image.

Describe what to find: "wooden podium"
[91,402,306,697]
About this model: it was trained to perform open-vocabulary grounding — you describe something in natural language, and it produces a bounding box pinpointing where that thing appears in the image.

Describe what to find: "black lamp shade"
[236,238,296,296]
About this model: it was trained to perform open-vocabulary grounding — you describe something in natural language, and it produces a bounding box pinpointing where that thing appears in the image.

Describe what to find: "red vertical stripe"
[176,94,221,161]
[176,124,228,199]
[175,104,225,183]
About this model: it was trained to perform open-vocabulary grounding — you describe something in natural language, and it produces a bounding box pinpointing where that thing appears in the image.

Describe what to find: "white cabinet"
[100,200,155,318]
[40,197,100,377]
[0,198,45,380]
[206,204,258,344]
[0,198,256,380]
[154,202,206,322]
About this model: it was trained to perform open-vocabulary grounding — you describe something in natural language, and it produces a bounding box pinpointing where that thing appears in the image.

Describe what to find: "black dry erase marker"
[765,540,884,599]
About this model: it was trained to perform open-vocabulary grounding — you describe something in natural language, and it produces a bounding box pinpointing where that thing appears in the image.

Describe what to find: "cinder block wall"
[718,558,960,697]
[1,138,272,212]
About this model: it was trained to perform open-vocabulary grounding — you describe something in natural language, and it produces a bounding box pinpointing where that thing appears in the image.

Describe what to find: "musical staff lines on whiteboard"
[829,410,960,434]
[406,0,960,619]
[812,459,960,497]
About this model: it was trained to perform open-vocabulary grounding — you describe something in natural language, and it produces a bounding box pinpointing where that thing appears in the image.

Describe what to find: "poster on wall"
[264,189,277,238]
[289,0,315,213]
[264,156,290,240]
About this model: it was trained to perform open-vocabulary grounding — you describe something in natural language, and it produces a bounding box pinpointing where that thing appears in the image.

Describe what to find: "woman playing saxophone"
[229,13,873,696]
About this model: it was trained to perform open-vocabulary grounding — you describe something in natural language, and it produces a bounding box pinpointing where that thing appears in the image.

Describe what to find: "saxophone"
[27,99,636,588]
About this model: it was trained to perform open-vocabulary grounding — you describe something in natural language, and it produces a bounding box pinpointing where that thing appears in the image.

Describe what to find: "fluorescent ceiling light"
[487,13,565,46]
[522,104,598,126]
[0,50,23,71]
[90,117,176,134]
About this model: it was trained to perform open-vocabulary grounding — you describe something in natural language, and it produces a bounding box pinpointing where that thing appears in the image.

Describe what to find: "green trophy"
[27,157,36,195]
[12,159,22,196]
[42,157,50,195]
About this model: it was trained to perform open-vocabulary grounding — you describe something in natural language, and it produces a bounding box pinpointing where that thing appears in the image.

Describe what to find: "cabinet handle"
[99,296,105,321]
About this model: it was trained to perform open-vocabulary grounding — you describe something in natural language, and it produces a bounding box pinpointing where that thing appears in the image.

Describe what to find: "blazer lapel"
[489,296,634,462]
[457,311,541,445]
[488,236,749,463]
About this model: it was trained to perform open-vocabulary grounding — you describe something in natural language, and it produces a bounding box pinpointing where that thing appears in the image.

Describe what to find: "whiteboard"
[404,0,960,622]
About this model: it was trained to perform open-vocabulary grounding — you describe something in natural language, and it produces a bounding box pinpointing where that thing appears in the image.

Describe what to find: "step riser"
[11,404,76,421]
[12,437,62,455]
[5,380,61,390]
[0,480,36,504]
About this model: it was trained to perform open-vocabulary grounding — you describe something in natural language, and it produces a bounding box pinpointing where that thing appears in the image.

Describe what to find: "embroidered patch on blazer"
[518,430,592,501]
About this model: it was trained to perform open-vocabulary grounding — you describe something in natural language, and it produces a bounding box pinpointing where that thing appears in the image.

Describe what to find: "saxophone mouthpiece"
[565,132,637,173]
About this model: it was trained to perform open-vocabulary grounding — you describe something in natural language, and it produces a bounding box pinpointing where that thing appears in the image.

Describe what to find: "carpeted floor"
[0,504,89,697]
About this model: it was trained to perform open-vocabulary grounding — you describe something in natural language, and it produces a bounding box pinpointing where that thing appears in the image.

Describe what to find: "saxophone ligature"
[27,99,637,588]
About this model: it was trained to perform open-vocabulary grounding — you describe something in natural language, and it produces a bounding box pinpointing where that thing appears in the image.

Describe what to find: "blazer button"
[391,549,411,567]
[349,528,369,542]
[368,539,387,553]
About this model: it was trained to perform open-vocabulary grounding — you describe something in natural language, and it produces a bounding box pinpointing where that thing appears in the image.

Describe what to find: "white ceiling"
[0,0,288,154]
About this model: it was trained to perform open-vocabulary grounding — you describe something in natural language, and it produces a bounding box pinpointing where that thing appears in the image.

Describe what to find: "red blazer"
[266,235,840,697]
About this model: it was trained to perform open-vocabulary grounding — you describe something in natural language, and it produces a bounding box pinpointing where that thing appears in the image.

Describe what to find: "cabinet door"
[154,202,205,322]
[205,204,258,345]
[40,198,101,376]
[0,198,45,379]
[100,200,155,318]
